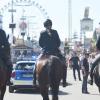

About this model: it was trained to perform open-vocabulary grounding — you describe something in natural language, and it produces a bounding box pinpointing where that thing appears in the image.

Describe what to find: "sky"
[0,0,100,42]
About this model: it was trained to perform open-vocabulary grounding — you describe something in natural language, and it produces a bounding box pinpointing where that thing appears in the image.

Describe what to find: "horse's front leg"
[40,85,49,100]
[51,84,59,100]
[0,90,1,100]
[52,95,58,100]
[1,85,6,100]
[98,87,100,93]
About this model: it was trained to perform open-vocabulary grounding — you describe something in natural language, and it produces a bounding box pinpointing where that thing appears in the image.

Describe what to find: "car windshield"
[16,63,35,70]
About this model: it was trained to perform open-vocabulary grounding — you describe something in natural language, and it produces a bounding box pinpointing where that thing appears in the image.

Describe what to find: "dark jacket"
[70,56,80,68]
[83,58,89,72]
[39,29,61,53]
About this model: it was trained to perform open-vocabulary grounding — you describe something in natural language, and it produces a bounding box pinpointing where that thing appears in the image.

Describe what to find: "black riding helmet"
[44,19,52,28]
[96,36,100,50]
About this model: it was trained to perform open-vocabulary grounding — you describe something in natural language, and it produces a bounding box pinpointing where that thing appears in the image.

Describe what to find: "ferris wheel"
[0,0,49,41]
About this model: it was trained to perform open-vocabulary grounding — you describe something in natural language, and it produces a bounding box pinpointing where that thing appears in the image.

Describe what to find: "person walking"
[70,52,81,81]
[81,53,90,94]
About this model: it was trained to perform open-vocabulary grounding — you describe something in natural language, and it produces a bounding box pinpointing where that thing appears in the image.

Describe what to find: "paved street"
[4,69,100,100]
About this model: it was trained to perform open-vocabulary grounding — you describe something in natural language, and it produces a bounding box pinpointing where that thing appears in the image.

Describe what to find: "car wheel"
[9,85,14,93]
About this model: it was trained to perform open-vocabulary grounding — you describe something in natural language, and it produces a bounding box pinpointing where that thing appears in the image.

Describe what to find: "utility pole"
[68,0,72,42]
[9,0,16,44]
[8,0,16,63]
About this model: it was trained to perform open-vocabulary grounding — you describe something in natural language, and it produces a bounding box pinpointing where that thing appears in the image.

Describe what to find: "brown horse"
[0,59,8,100]
[35,55,63,100]
[93,62,100,93]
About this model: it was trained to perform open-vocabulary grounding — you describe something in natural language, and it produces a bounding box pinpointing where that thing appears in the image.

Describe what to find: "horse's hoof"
[62,82,68,87]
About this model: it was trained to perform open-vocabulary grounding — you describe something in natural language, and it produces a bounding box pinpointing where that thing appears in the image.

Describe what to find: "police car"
[9,60,38,93]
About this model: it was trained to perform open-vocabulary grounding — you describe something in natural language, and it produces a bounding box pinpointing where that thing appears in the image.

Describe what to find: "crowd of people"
[65,48,100,94]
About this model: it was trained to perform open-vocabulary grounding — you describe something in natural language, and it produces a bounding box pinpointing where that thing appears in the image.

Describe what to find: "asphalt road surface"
[4,69,100,100]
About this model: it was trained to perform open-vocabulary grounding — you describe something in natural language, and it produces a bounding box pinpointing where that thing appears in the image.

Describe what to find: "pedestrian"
[81,53,90,94]
[33,19,67,87]
[89,54,95,69]
[70,52,81,81]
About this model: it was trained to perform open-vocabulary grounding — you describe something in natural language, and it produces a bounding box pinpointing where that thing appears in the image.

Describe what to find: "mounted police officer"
[0,29,12,85]
[33,19,67,87]
[89,36,100,85]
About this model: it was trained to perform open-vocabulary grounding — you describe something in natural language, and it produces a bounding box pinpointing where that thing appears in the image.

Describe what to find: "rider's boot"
[7,65,12,85]
[33,68,37,86]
